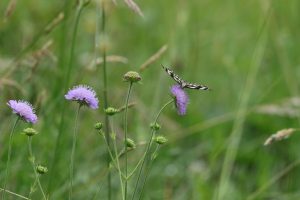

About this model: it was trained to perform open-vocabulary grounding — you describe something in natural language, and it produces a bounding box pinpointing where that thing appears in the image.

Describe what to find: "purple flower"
[65,85,99,109]
[170,85,189,115]
[7,100,38,124]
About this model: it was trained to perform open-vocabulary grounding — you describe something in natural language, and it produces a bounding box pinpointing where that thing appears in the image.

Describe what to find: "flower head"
[170,85,189,115]
[7,100,38,123]
[123,71,142,83]
[65,85,99,109]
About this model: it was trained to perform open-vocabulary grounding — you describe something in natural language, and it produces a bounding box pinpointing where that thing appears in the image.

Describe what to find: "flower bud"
[94,122,103,130]
[22,128,38,137]
[126,138,136,149]
[36,165,48,175]
[123,71,142,83]
[150,122,161,131]
[105,107,119,116]
[154,136,167,145]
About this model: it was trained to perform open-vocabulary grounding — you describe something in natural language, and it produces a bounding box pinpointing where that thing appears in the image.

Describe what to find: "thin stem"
[100,131,125,178]
[28,176,38,199]
[137,145,160,200]
[127,153,146,180]
[97,1,111,199]
[64,3,85,88]
[27,137,47,200]
[0,188,31,200]
[69,105,81,200]
[48,1,86,194]
[110,116,125,200]
[131,99,174,200]
[124,82,133,200]
[2,117,19,200]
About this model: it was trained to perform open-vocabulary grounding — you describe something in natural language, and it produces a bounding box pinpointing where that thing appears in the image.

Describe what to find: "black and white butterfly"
[162,65,210,91]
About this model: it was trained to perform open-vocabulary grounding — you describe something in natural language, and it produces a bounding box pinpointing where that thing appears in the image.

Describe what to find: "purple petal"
[170,85,189,115]
[7,100,38,124]
[65,85,99,109]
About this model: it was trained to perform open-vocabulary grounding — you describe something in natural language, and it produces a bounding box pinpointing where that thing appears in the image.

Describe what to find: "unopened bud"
[126,138,136,149]
[123,71,142,83]
[154,136,167,145]
[105,107,119,116]
[22,128,38,137]
[36,165,48,175]
[94,122,103,130]
[150,122,161,131]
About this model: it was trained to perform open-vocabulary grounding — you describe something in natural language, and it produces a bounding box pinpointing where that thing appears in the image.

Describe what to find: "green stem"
[124,82,133,200]
[137,145,160,200]
[64,3,85,87]
[127,152,146,180]
[110,116,125,200]
[100,131,125,179]
[48,1,86,193]
[28,137,47,200]
[2,117,19,200]
[69,105,81,200]
[131,99,174,200]
[28,176,38,199]
[97,1,111,199]
[0,188,31,200]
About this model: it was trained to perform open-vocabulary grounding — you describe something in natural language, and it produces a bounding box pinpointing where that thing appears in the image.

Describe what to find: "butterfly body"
[162,65,210,91]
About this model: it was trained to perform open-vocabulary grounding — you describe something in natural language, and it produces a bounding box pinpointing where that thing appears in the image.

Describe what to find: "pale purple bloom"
[170,85,189,115]
[65,85,99,109]
[7,100,38,123]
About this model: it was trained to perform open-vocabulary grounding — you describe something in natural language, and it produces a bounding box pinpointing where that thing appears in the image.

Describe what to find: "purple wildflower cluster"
[7,100,38,124]
[170,84,189,115]
[65,85,99,109]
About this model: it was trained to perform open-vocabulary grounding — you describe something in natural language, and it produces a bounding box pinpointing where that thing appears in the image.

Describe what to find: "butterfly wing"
[184,82,210,90]
[161,65,183,85]
[161,64,210,91]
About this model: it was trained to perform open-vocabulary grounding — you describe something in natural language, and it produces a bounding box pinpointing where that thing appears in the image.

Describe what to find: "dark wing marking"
[161,64,210,91]
[161,65,183,85]
[184,82,209,90]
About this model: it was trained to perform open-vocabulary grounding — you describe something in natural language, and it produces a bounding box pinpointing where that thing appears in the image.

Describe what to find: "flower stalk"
[27,137,47,200]
[69,104,81,200]
[2,117,19,200]
[131,99,174,200]
[124,82,133,200]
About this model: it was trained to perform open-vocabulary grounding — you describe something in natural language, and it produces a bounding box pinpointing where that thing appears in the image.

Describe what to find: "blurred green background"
[1,0,300,199]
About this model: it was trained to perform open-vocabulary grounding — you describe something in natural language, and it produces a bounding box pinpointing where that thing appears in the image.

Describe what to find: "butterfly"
[161,65,210,90]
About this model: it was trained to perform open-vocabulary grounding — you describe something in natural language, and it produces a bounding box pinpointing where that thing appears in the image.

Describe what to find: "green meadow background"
[1,0,300,199]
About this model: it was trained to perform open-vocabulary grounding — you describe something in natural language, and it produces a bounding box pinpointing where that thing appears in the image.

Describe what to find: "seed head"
[123,71,141,83]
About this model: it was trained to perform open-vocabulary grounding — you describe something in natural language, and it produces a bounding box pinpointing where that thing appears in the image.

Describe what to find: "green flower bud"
[150,122,161,131]
[126,138,136,149]
[123,71,142,83]
[36,165,48,175]
[105,107,119,116]
[94,122,103,130]
[155,136,168,145]
[21,128,38,137]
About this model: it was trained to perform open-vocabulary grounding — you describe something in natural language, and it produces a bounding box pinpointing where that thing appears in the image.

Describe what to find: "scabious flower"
[7,100,38,123]
[170,84,189,115]
[65,85,99,109]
